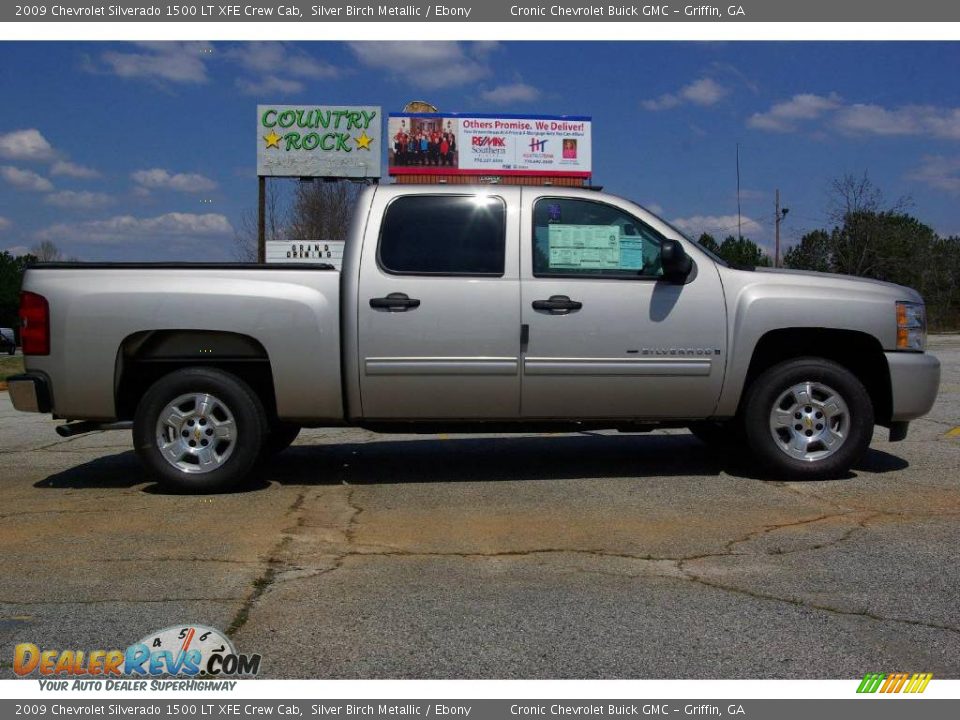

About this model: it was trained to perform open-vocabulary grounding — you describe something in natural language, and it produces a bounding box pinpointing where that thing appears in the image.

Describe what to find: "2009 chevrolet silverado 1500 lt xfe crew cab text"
[9,185,941,491]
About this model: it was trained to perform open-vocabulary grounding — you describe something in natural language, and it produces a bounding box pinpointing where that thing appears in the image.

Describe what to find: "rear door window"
[378,195,506,276]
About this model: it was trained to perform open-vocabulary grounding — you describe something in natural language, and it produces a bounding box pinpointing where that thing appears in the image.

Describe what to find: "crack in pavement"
[225,490,307,638]
[96,557,263,566]
[222,478,960,645]
[675,566,960,637]
[263,484,369,587]
[277,489,960,638]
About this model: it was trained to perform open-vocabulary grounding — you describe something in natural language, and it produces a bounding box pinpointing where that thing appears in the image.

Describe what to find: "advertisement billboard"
[388,113,591,178]
[265,241,345,269]
[257,105,381,178]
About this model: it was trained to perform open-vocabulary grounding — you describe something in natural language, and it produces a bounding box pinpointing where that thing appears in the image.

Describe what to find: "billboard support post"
[257,175,266,264]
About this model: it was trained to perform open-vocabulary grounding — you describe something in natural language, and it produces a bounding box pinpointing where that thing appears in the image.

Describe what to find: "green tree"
[0,251,38,338]
[784,229,832,273]
[717,235,771,268]
[697,232,719,254]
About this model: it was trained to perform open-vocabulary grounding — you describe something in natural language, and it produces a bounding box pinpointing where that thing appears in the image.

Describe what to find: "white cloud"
[1,166,53,192]
[236,75,307,96]
[44,191,114,209]
[5,245,31,257]
[471,41,502,56]
[36,213,233,245]
[0,129,100,181]
[670,214,763,239]
[681,78,727,106]
[834,104,960,139]
[230,43,339,96]
[0,216,10,232]
[643,78,728,111]
[0,129,56,162]
[643,202,665,216]
[50,160,100,179]
[479,82,541,105]
[907,155,960,194]
[748,93,842,132]
[93,42,213,84]
[749,94,960,139]
[131,168,217,193]
[348,41,491,89]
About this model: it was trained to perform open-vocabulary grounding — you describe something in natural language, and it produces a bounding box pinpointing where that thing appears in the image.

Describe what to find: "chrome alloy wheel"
[155,393,236,474]
[768,381,849,462]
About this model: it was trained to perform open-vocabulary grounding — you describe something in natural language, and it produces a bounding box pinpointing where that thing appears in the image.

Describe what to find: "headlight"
[896,301,926,351]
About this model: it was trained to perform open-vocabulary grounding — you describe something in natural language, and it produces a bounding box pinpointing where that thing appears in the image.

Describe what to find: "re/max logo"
[472,136,506,147]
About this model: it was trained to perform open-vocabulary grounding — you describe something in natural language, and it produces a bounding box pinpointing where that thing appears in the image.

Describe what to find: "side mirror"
[660,239,693,282]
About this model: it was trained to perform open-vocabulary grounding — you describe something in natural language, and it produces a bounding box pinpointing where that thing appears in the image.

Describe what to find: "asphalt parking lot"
[1,337,959,679]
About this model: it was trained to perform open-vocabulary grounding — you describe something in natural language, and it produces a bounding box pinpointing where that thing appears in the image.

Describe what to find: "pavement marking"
[946,427,960,438]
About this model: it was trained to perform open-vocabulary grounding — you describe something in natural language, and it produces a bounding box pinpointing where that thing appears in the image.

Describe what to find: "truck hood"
[750,267,923,303]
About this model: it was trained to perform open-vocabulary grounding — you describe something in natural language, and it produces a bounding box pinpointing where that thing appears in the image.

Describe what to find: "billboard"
[257,105,381,178]
[265,241,344,270]
[388,113,591,178]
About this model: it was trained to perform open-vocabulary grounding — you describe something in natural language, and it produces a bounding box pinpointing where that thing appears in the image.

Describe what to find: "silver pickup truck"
[9,185,941,491]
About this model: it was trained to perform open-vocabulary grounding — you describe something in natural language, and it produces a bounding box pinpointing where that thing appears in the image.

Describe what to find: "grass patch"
[0,354,24,385]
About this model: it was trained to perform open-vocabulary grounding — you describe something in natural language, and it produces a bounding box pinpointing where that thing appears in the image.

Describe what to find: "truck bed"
[21,263,344,422]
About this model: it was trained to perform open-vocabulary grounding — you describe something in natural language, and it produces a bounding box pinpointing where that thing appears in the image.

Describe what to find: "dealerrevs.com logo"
[14,625,261,687]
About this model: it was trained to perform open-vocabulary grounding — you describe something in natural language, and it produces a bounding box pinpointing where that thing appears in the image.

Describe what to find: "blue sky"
[0,41,958,261]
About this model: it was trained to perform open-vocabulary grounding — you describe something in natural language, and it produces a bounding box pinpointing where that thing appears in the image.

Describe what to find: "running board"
[55,421,133,438]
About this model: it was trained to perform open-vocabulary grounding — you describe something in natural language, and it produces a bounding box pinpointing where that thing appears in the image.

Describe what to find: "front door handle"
[369,292,421,311]
[532,295,582,314]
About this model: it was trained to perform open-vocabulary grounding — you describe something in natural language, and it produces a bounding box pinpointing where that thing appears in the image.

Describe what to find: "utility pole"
[736,143,742,240]
[774,189,789,268]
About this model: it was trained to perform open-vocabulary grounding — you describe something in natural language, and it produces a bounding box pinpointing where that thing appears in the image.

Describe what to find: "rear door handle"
[369,292,421,311]
[532,295,582,314]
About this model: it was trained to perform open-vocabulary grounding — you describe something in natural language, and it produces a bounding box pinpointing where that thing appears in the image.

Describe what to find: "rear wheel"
[742,357,873,480]
[134,367,267,492]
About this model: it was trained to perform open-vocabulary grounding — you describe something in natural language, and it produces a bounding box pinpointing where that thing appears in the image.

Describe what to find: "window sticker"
[618,238,645,270]
[547,224,643,270]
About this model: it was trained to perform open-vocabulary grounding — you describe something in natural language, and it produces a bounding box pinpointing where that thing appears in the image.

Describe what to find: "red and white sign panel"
[388,113,592,178]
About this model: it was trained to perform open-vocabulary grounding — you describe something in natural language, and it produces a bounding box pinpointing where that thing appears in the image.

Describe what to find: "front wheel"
[134,367,268,492]
[742,357,874,480]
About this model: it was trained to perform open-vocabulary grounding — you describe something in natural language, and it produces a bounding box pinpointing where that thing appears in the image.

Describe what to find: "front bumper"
[7,373,51,414]
[885,351,941,421]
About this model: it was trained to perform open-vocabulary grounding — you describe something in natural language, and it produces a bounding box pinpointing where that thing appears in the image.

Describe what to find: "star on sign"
[354,131,374,150]
[263,130,282,149]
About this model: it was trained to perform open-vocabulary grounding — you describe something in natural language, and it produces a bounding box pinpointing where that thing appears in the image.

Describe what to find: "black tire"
[134,367,268,492]
[688,419,746,450]
[742,357,874,480]
[265,422,301,456]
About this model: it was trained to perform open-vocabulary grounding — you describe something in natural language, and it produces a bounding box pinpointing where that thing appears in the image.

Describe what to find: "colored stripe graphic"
[856,673,885,693]
[857,672,932,693]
